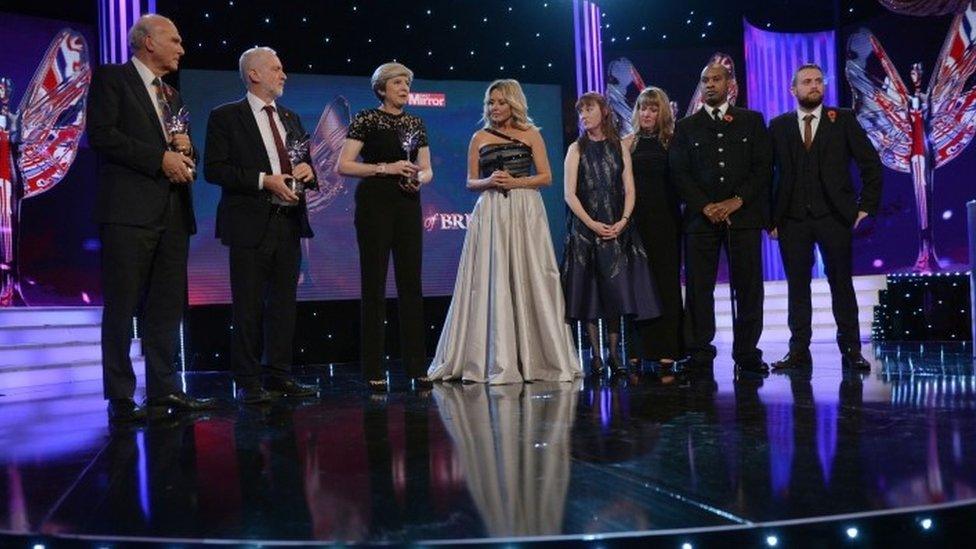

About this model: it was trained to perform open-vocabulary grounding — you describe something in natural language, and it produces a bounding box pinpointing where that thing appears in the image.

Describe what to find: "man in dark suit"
[769,64,882,371]
[204,47,318,404]
[670,63,773,372]
[87,14,217,424]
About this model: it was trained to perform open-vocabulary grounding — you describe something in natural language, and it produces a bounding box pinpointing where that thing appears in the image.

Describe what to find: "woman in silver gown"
[428,79,581,384]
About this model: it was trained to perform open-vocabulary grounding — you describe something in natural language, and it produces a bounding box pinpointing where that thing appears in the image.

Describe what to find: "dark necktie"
[803,114,815,151]
[263,105,292,175]
[712,108,722,122]
[151,77,172,122]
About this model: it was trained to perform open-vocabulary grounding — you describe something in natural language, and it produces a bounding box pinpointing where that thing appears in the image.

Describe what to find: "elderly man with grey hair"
[204,46,319,404]
[87,13,218,424]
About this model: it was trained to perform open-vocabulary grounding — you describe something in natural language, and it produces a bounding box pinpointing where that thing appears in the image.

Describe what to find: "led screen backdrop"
[181,71,565,305]
[0,12,99,307]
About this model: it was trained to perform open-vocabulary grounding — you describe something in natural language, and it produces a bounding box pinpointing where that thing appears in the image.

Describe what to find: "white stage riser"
[0,359,144,391]
[0,324,102,346]
[0,307,103,328]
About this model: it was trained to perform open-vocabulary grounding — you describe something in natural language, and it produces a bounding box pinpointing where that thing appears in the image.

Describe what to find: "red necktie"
[262,105,291,175]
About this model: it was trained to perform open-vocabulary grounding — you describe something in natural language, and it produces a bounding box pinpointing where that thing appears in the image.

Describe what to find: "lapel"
[812,107,836,154]
[123,60,166,143]
[237,99,273,172]
[786,113,803,164]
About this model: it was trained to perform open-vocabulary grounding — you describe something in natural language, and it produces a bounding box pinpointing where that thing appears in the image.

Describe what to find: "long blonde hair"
[629,87,675,150]
[481,79,535,130]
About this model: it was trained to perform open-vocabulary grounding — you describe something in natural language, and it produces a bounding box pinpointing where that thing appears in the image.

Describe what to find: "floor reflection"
[0,342,973,543]
[433,381,580,537]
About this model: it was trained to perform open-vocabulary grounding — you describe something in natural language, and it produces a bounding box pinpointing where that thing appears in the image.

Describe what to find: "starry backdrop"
[1,0,970,308]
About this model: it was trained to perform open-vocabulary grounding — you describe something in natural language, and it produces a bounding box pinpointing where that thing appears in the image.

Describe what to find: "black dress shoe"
[147,392,220,413]
[841,351,871,371]
[236,386,275,404]
[735,360,770,373]
[108,399,146,424]
[265,377,318,398]
[410,376,434,390]
[771,351,813,371]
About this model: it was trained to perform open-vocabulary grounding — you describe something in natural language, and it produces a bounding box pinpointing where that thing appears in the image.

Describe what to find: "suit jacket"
[203,99,316,247]
[669,106,772,233]
[770,107,883,228]
[87,61,196,233]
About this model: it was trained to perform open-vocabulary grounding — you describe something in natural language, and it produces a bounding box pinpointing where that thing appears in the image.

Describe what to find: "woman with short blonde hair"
[337,62,433,391]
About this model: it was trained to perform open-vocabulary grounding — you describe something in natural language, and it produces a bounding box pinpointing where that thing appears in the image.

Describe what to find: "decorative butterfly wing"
[16,29,90,199]
[927,6,976,168]
[686,52,739,117]
[605,57,646,135]
[307,95,351,213]
[845,29,913,173]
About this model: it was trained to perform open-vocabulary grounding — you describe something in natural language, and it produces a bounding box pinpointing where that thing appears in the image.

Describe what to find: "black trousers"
[229,212,302,388]
[777,213,861,353]
[354,180,426,380]
[684,228,764,364]
[100,190,188,399]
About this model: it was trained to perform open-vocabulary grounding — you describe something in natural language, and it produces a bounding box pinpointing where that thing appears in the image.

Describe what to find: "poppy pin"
[723,114,733,123]
[827,110,837,123]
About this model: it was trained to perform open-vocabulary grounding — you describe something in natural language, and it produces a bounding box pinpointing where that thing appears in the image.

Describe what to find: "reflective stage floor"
[1,342,975,546]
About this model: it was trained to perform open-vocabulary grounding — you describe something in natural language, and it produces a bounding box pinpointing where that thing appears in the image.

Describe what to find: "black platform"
[2,342,975,547]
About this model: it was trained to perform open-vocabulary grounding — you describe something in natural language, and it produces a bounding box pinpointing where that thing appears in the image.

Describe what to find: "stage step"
[0,323,102,345]
[0,307,142,392]
[711,274,886,344]
[0,307,103,328]
[0,358,144,391]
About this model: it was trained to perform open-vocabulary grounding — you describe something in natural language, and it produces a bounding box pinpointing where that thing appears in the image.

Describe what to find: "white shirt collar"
[797,104,824,121]
[131,56,159,87]
[706,101,729,119]
[247,91,277,114]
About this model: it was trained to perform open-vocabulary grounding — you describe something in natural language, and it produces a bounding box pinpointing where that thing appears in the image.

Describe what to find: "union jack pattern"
[846,6,976,271]
[0,29,90,306]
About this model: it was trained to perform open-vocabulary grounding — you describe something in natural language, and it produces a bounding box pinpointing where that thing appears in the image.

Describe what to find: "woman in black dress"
[337,62,434,391]
[622,87,685,367]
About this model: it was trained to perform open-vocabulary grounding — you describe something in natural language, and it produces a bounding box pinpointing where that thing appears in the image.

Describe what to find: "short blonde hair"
[630,87,675,148]
[370,62,413,101]
[481,79,535,131]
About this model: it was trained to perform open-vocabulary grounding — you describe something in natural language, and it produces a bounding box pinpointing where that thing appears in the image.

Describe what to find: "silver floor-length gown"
[428,136,581,383]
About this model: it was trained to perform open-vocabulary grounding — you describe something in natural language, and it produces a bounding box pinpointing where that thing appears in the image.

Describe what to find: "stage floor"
[1,342,975,545]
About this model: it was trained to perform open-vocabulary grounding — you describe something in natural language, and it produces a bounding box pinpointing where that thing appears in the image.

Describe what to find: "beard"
[798,94,822,110]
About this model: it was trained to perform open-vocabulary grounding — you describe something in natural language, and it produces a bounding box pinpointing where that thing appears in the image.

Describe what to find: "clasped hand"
[162,150,194,184]
[588,218,628,240]
[703,198,742,225]
[391,160,422,193]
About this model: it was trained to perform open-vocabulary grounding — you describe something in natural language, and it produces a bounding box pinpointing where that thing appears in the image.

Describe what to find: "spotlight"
[682,544,693,549]
[766,535,779,547]
[920,518,933,530]
[846,527,859,539]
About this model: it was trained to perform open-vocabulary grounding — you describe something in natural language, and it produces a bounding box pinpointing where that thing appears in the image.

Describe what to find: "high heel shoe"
[607,352,624,374]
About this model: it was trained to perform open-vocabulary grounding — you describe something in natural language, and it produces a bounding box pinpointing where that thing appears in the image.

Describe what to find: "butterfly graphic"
[846,5,976,271]
[0,29,91,306]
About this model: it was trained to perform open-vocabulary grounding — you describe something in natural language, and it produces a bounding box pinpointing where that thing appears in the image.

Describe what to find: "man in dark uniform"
[670,63,773,372]
[768,64,882,371]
